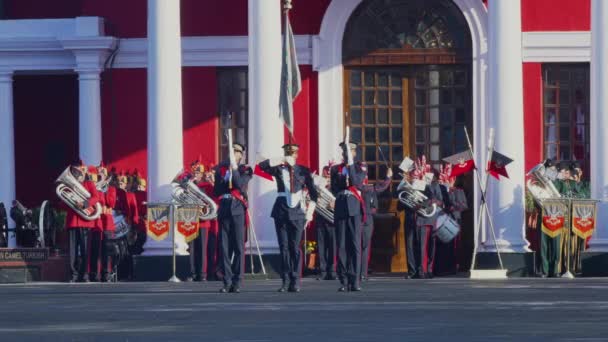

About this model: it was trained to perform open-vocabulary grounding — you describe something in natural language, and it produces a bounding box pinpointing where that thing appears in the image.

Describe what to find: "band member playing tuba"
[331,140,367,292]
[187,159,212,282]
[61,160,100,283]
[258,144,318,292]
[214,142,252,293]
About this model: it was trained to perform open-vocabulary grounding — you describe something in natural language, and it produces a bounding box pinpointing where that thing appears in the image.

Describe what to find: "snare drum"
[434,213,460,243]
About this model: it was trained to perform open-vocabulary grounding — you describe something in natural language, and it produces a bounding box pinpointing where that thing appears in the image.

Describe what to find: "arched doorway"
[342,0,474,274]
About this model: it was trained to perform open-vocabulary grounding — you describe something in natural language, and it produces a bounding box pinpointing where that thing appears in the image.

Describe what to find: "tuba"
[171,172,218,220]
[396,178,438,218]
[56,167,102,221]
[310,174,335,222]
[526,163,561,203]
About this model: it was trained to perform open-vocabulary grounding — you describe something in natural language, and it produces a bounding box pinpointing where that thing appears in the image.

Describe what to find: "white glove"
[285,155,296,166]
[305,201,316,225]
[231,162,238,170]
[269,157,284,167]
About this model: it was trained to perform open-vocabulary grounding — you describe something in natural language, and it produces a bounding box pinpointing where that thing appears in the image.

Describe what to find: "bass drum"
[434,213,460,244]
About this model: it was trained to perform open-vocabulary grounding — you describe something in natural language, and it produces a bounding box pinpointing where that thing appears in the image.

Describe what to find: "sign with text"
[0,248,49,262]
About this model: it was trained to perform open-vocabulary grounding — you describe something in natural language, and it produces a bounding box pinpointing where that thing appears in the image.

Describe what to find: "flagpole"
[466,127,504,271]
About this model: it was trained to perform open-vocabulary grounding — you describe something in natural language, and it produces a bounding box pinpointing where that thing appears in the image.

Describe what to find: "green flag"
[279,13,301,135]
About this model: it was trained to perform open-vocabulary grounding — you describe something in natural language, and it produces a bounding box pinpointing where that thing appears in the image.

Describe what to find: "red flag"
[254,164,274,181]
[443,151,476,177]
[487,150,513,180]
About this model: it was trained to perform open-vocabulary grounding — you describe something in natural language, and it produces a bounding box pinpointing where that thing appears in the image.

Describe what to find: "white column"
[588,0,608,252]
[484,0,529,252]
[248,0,284,254]
[0,71,16,248]
[76,70,102,165]
[145,0,186,255]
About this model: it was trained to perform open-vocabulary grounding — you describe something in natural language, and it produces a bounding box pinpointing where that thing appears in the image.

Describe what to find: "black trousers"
[101,231,116,281]
[404,211,418,276]
[69,228,90,280]
[316,218,336,277]
[88,230,102,280]
[415,225,436,275]
[188,228,209,279]
[218,214,245,287]
[207,225,219,279]
[275,217,305,286]
[361,219,374,278]
[336,215,362,287]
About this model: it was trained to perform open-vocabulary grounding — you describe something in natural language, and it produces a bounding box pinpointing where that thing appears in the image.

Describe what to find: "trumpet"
[56,167,102,221]
[396,178,438,218]
[171,173,218,220]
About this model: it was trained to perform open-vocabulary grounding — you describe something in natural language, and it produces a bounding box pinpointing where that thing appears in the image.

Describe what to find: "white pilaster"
[588,0,608,252]
[484,0,529,252]
[76,70,102,165]
[145,0,186,255]
[0,70,16,248]
[247,0,284,254]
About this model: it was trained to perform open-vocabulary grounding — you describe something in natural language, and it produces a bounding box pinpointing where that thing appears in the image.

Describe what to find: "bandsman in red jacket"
[98,163,118,282]
[131,171,148,256]
[87,166,104,281]
[63,161,100,283]
[187,160,212,282]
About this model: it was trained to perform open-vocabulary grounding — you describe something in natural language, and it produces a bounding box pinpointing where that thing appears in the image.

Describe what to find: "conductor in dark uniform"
[258,144,318,292]
[331,142,367,292]
[214,142,252,293]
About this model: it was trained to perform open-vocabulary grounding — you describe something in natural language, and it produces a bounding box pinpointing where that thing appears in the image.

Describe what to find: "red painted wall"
[523,63,543,171]
[182,67,219,169]
[521,0,590,31]
[82,0,147,38]
[13,74,79,208]
[284,66,319,172]
[100,68,147,176]
[4,0,82,19]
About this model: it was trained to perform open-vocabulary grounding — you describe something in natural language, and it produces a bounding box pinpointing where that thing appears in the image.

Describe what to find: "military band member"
[187,160,211,282]
[331,142,367,292]
[258,144,318,292]
[316,165,336,281]
[64,161,99,283]
[415,169,444,279]
[214,142,252,293]
[396,171,418,279]
[447,176,468,273]
[87,166,103,281]
[97,163,118,282]
[538,158,561,277]
[360,167,392,281]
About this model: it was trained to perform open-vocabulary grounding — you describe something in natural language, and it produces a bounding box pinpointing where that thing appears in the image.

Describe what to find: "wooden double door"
[344,65,474,273]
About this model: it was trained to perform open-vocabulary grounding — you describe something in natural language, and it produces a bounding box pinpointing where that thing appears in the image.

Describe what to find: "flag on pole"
[487,150,513,180]
[443,150,476,177]
[279,10,302,135]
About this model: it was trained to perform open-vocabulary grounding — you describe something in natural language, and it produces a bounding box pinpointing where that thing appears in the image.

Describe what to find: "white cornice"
[522,31,590,62]
[112,35,314,68]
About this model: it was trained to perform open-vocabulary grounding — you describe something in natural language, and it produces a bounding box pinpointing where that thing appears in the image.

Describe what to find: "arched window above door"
[343,0,471,66]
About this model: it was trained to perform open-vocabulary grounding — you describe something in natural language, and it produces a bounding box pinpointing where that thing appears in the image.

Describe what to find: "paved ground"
[1,278,608,341]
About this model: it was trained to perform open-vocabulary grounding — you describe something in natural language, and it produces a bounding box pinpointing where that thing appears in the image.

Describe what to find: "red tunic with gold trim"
[134,190,147,232]
[65,180,100,229]
[102,186,117,232]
